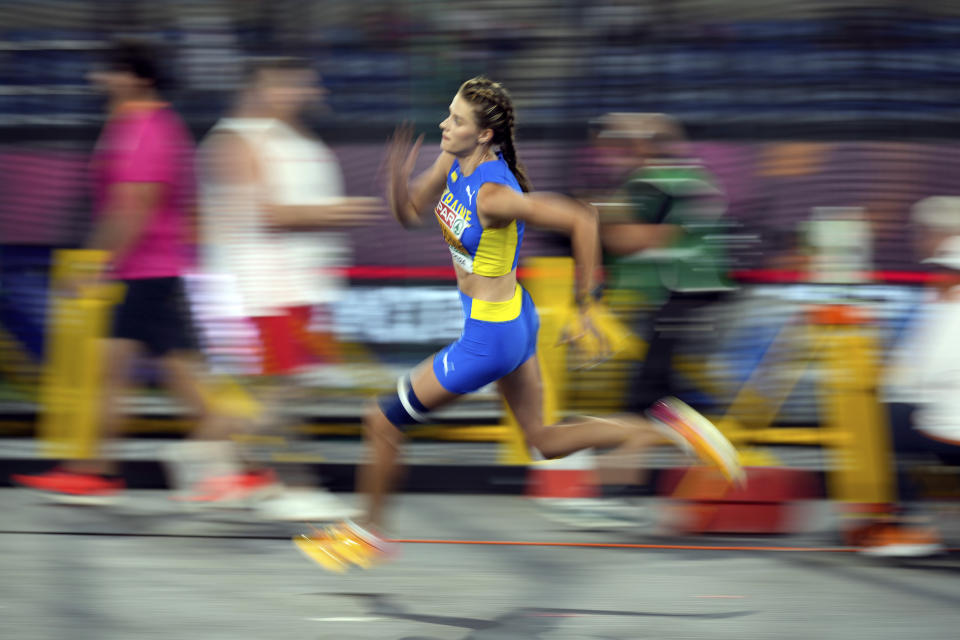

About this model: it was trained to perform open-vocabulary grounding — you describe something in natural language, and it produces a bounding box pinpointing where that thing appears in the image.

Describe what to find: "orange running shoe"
[648,397,745,486]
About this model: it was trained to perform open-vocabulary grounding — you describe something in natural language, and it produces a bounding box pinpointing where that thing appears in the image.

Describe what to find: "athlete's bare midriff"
[454,263,517,302]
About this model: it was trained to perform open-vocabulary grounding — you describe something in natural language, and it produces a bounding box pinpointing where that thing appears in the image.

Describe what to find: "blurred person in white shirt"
[187,57,380,520]
[859,197,960,556]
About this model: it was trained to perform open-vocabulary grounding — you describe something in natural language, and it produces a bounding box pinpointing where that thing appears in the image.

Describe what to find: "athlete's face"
[439,93,491,156]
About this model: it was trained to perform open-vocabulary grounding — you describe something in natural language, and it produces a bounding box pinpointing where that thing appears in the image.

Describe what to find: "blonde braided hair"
[458,76,532,193]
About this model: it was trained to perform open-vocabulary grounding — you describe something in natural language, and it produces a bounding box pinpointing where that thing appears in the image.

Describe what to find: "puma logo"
[443,351,455,375]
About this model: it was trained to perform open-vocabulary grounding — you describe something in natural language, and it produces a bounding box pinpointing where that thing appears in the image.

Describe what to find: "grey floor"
[3,490,960,640]
[0,437,832,470]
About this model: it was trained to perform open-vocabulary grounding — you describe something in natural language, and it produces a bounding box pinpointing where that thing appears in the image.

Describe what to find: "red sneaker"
[11,468,124,504]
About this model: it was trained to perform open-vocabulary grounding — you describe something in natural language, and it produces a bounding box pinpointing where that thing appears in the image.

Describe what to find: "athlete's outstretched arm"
[203,131,381,228]
[478,184,600,303]
[384,124,453,228]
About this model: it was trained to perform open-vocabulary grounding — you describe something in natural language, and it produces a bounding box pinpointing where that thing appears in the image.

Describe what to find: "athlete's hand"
[559,301,614,369]
[385,122,423,181]
[383,122,424,224]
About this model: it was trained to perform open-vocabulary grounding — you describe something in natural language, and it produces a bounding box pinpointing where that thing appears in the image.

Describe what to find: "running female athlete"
[295,77,741,571]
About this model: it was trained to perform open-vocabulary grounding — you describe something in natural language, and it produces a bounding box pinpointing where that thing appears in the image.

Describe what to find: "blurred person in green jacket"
[594,113,734,414]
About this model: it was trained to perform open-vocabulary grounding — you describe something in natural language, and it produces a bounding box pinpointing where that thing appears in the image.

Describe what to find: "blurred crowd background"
[4,0,960,253]
[3,0,960,425]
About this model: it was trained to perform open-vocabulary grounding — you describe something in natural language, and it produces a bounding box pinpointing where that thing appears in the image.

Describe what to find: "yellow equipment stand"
[816,306,894,513]
[718,304,894,510]
[38,250,123,460]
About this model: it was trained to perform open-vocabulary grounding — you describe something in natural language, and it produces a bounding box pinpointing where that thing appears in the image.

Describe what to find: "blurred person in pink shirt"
[13,40,219,501]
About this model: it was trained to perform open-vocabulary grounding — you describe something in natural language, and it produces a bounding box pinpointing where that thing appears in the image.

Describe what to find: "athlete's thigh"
[496,355,543,436]
[408,353,462,412]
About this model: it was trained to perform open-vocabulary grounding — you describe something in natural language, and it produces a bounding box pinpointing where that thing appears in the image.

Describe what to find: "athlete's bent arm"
[478,184,599,303]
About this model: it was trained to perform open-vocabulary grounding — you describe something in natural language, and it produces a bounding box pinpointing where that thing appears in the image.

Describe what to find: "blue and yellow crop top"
[434,153,525,277]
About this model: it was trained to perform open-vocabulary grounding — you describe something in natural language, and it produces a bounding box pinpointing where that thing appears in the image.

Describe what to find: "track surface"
[3,490,959,640]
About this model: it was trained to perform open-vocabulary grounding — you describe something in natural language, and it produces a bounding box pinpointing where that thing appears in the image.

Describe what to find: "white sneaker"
[256,488,360,522]
[537,497,652,529]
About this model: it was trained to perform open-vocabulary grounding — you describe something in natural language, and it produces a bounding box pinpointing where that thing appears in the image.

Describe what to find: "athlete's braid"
[459,77,532,193]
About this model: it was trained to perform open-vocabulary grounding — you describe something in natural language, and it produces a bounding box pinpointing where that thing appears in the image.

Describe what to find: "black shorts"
[112,277,199,357]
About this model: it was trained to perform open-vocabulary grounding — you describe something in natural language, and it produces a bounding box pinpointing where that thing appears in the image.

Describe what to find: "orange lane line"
[389,538,860,552]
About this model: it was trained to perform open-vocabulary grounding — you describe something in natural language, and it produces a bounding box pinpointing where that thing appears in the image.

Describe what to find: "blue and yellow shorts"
[433,284,540,394]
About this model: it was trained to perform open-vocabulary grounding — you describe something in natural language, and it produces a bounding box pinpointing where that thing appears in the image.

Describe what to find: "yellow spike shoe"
[293,532,351,573]
[295,523,395,571]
